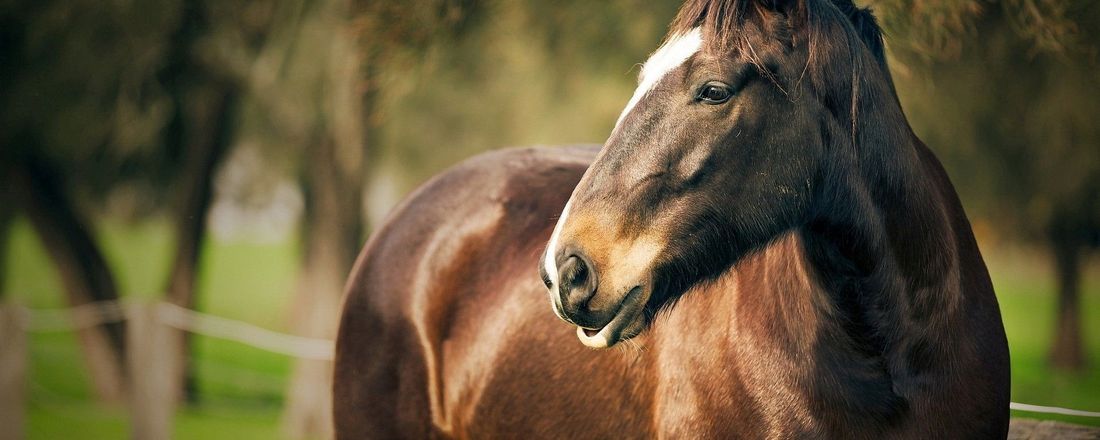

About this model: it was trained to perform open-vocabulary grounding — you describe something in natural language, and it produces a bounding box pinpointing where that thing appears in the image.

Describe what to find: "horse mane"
[831,0,886,66]
[668,0,891,143]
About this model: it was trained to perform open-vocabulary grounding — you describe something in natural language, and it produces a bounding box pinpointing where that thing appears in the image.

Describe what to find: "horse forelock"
[668,0,885,60]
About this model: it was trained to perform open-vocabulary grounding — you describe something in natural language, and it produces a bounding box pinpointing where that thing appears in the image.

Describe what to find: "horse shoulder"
[334,146,596,437]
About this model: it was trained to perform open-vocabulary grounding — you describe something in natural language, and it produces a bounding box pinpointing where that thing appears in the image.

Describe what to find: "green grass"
[3,217,1099,438]
[993,249,1100,426]
[24,331,289,439]
[6,217,297,438]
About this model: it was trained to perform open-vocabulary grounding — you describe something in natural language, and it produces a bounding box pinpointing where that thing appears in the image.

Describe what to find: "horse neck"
[799,72,968,385]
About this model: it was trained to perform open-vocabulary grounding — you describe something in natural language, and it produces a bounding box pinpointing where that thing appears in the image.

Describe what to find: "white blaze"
[614,28,703,128]
[544,198,573,299]
[545,27,702,297]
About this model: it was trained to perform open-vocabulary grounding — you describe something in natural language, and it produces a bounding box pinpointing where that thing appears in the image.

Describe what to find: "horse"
[333,0,1011,437]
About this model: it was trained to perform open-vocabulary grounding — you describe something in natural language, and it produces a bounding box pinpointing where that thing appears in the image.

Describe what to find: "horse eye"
[697,83,733,104]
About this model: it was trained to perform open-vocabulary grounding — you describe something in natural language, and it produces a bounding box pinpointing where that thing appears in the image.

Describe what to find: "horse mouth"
[575,286,647,349]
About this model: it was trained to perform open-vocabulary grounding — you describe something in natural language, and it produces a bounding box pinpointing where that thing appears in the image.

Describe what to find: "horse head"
[540,0,899,348]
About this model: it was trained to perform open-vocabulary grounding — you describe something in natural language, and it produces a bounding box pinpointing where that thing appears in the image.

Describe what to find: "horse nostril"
[558,255,585,288]
[572,257,588,284]
[558,253,598,312]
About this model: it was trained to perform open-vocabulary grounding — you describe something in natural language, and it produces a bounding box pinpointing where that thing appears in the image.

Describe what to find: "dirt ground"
[1010,419,1100,439]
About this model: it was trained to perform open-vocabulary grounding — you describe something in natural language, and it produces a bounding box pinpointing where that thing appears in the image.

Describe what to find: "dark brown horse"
[334,0,1011,437]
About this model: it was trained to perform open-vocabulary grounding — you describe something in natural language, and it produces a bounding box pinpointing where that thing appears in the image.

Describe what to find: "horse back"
[334,146,654,438]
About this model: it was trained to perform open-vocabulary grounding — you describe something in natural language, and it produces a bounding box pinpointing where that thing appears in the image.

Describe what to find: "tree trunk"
[283,135,363,440]
[1049,234,1085,371]
[280,1,366,436]
[6,147,127,402]
[163,86,239,404]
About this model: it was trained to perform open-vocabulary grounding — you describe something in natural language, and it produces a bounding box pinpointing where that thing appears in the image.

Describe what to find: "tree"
[156,0,247,404]
[0,0,181,401]
[0,0,259,402]
[204,0,369,435]
[1,148,129,401]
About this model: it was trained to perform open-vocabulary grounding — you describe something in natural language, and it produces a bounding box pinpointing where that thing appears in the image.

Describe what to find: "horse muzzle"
[572,285,648,348]
[545,250,649,348]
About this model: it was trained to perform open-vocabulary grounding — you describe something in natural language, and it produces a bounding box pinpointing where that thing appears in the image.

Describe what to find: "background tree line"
[1,0,1096,437]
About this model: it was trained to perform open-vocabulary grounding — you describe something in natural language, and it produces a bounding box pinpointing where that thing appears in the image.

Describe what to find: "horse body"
[336,0,1009,437]
[334,146,1007,439]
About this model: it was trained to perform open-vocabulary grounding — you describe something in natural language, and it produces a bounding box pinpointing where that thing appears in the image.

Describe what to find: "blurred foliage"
[871,0,1092,59]
[0,0,178,205]
[875,0,1100,240]
[363,1,680,202]
[0,0,363,216]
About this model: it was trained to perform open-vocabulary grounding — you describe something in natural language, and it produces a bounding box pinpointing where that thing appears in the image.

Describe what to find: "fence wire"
[15,300,333,361]
[6,300,1100,418]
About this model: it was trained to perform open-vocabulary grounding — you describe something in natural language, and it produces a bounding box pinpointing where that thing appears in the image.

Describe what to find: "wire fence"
[1,299,333,440]
[14,300,333,360]
[1,299,1098,440]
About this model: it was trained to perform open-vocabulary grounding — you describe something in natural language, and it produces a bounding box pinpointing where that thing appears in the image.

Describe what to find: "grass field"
[4,218,1099,438]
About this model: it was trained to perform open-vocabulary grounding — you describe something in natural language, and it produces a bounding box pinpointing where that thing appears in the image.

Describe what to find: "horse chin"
[575,285,648,349]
